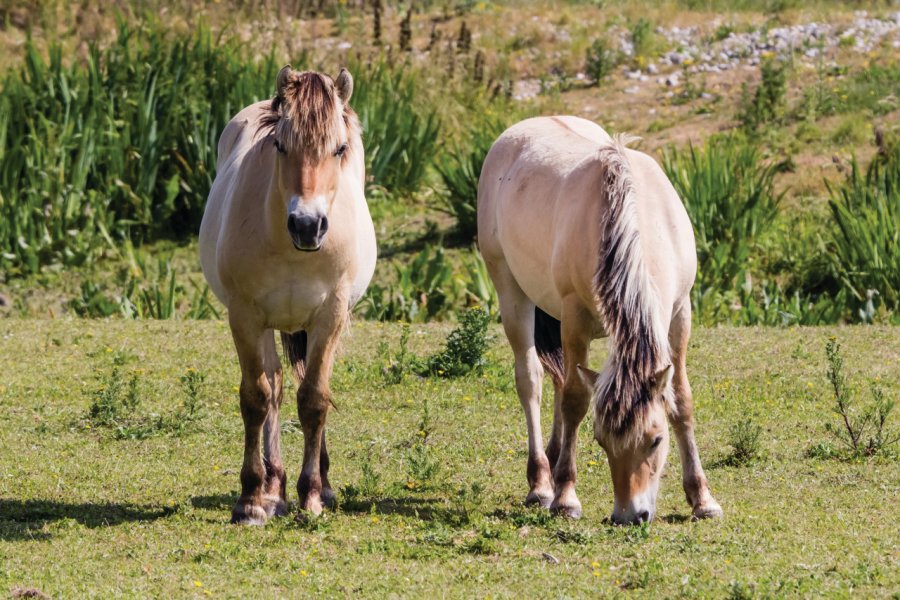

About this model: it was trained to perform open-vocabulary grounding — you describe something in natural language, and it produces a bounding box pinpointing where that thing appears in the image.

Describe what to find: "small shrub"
[405,398,441,488]
[738,58,787,132]
[380,324,417,385]
[88,352,140,427]
[819,338,898,458]
[724,418,763,466]
[421,307,491,377]
[585,38,619,84]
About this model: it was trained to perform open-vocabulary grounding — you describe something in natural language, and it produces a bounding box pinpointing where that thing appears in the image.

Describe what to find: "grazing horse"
[477,116,722,524]
[199,66,376,524]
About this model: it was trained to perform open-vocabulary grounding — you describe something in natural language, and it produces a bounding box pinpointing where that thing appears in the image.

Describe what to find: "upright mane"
[593,136,674,447]
[258,70,360,162]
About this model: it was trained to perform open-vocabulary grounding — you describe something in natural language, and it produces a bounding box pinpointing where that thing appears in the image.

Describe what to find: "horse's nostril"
[319,215,329,235]
[287,214,301,235]
[637,510,650,523]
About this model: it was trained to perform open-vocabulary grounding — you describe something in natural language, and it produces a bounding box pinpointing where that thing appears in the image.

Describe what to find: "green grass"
[0,321,897,596]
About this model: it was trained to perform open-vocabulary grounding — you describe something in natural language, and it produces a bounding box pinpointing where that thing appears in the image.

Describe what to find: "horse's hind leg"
[262,331,287,517]
[488,258,554,508]
[550,297,593,519]
[669,302,722,520]
[228,309,274,525]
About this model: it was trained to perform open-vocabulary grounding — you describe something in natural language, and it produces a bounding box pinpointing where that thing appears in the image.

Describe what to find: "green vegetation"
[1,321,897,596]
[818,338,898,458]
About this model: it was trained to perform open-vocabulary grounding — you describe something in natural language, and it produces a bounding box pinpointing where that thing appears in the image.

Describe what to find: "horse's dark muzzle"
[287,213,328,251]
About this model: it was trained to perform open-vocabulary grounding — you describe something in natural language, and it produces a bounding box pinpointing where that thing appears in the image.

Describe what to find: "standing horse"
[200,66,376,524]
[477,116,722,524]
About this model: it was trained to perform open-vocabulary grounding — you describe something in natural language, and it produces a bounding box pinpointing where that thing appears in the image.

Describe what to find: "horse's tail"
[534,307,564,388]
[280,330,307,382]
[592,136,672,441]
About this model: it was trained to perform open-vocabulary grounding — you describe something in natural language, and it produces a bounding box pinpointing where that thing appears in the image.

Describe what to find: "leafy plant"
[662,135,785,320]
[585,37,620,84]
[825,338,900,458]
[826,137,899,319]
[380,324,417,384]
[723,418,763,466]
[351,57,441,195]
[436,114,509,240]
[405,397,441,488]
[819,338,897,458]
[738,58,787,131]
[421,306,491,377]
[358,245,457,322]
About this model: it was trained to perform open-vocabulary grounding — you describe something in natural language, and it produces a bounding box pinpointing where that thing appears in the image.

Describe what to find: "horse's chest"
[256,281,331,332]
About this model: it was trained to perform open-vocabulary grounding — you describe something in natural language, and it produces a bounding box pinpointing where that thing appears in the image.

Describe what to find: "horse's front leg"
[550,299,593,519]
[296,295,347,516]
[229,310,274,525]
[262,331,288,517]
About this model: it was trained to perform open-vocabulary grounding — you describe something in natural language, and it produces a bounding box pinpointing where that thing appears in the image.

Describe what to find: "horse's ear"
[576,364,601,388]
[650,364,674,395]
[276,65,293,99]
[335,68,353,103]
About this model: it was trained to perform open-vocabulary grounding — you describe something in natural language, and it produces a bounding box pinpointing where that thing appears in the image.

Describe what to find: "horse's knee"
[560,380,590,423]
[239,381,269,426]
[297,384,330,425]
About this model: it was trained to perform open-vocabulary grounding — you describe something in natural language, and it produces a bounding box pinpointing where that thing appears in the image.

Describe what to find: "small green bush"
[819,338,898,458]
[738,59,787,131]
[585,38,620,84]
[724,418,763,466]
[421,306,491,377]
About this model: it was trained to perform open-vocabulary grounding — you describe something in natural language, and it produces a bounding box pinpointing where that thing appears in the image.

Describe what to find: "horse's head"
[264,65,358,252]
[578,362,674,526]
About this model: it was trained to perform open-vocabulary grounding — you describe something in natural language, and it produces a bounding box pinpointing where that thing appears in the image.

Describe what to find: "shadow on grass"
[0,498,174,541]
[340,495,458,521]
[190,493,237,511]
[656,513,691,524]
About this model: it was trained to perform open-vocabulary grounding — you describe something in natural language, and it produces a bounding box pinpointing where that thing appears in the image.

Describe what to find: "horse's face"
[279,140,348,252]
[271,68,355,252]
[583,364,673,525]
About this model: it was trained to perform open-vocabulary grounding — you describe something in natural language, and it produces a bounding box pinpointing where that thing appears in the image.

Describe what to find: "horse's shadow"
[0,498,174,542]
[339,495,454,521]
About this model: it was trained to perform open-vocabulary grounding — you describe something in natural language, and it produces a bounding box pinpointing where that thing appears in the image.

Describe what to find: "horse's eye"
[274,139,286,154]
[650,436,663,450]
[335,143,348,158]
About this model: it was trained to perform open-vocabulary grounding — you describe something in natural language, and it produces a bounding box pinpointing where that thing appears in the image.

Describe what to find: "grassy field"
[1,320,897,597]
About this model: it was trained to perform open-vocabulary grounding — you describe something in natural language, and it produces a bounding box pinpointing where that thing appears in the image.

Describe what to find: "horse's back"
[478,115,695,323]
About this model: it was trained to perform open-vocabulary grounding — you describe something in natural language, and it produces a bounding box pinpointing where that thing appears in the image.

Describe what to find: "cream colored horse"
[200,66,376,524]
[478,116,722,524]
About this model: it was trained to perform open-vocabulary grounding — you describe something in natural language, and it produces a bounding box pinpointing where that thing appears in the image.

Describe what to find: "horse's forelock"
[260,70,358,161]
[593,356,676,451]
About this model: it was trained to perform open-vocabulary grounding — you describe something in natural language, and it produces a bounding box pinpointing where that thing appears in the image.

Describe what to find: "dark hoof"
[321,487,337,509]
[691,500,723,521]
[551,504,583,519]
[263,495,289,518]
[525,488,554,509]
[298,493,325,516]
[231,503,268,526]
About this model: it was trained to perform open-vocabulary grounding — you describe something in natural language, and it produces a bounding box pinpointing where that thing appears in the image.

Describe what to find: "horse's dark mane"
[592,138,673,447]
[257,70,359,162]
